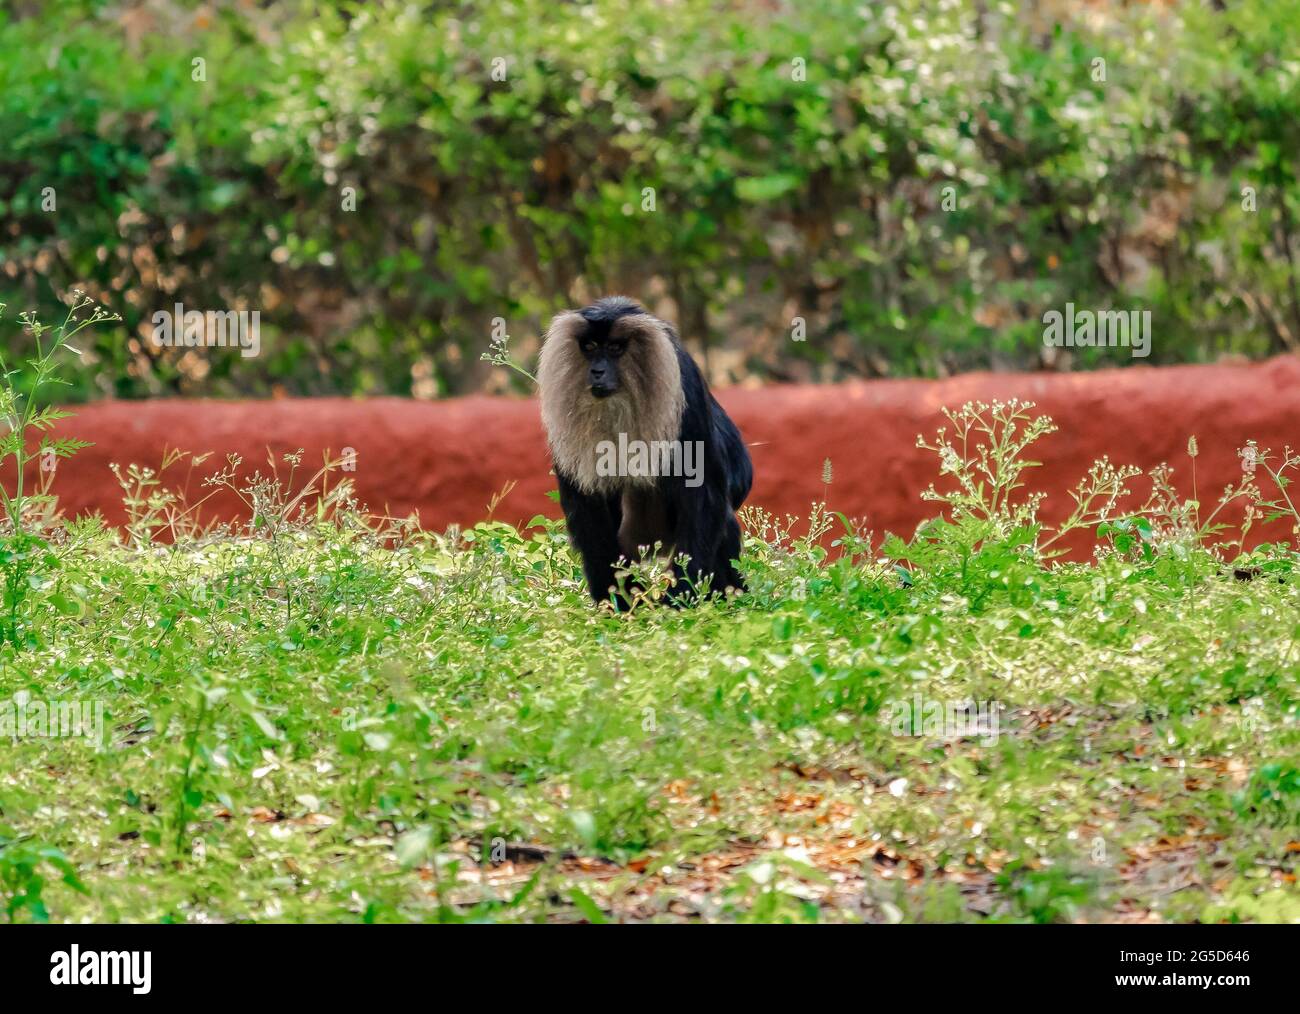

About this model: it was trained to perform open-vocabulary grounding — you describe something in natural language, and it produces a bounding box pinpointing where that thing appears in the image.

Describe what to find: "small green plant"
[995,860,1100,924]
[0,828,87,922]
[480,330,537,385]
[887,401,1126,604]
[0,292,118,645]
[156,682,226,862]
[724,852,829,924]
[915,400,1053,533]
[1096,516,1156,561]
[912,400,1152,558]
[0,292,117,530]
[1235,761,1300,827]
[1243,445,1300,543]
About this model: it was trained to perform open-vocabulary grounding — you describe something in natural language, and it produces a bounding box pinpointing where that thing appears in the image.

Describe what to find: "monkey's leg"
[557,474,624,605]
[667,484,727,602]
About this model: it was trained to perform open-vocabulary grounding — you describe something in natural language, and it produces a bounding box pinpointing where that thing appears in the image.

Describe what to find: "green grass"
[1,408,1298,923]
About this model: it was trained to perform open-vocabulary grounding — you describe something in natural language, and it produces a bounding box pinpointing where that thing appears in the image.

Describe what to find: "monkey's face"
[580,331,628,399]
[539,300,688,495]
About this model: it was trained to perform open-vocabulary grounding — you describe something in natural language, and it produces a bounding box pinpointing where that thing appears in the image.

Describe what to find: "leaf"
[27,406,73,431]
[735,174,800,202]
[395,826,434,869]
[570,809,597,847]
[567,886,608,924]
[249,710,281,740]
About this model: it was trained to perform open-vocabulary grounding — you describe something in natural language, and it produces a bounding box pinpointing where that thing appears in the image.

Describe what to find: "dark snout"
[589,362,619,398]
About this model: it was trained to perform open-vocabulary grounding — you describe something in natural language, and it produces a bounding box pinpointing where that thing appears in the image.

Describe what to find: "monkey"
[537,296,752,605]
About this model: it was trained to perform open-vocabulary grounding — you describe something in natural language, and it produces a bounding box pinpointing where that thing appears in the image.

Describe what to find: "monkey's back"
[675,342,751,512]
[710,392,752,511]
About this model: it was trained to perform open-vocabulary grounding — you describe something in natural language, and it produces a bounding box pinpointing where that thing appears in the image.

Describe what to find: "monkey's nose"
[589,367,614,396]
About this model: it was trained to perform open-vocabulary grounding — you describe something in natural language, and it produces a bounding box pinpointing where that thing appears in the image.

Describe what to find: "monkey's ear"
[545,310,586,344]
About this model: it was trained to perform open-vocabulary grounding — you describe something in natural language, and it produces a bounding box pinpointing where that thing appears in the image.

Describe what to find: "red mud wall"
[30,356,1300,552]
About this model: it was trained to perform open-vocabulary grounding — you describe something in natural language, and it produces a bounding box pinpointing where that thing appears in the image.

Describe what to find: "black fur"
[551,298,752,605]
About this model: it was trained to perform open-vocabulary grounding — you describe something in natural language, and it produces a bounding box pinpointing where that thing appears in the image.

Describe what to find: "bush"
[2,0,1299,400]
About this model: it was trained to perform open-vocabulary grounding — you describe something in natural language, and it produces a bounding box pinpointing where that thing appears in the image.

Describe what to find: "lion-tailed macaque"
[538,297,752,605]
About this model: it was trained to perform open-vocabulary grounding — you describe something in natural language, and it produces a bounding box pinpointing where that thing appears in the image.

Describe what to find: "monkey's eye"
[581,340,598,354]
[608,342,627,357]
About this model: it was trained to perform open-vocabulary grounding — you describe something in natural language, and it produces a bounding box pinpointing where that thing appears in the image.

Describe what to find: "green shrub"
[2,0,1299,399]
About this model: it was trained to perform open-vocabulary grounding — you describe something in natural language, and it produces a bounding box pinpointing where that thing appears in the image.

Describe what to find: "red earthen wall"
[23,356,1300,555]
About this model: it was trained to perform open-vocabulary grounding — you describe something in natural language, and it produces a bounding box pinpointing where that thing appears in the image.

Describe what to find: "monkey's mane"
[538,309,686,495]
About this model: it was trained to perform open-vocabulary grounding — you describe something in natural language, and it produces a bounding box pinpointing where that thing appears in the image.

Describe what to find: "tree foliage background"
[1,0,1298,401]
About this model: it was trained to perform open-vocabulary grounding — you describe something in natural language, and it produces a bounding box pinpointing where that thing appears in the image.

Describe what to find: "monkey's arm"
[557,472,624,604]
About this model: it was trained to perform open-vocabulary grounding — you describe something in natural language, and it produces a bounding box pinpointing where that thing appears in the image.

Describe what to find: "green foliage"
[0,829,87,923]
[1236,761,1300,827]
[0,394,1295,921]
[0,294,117,644]
[0,303,1294,922]
[4,1,1300,398]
